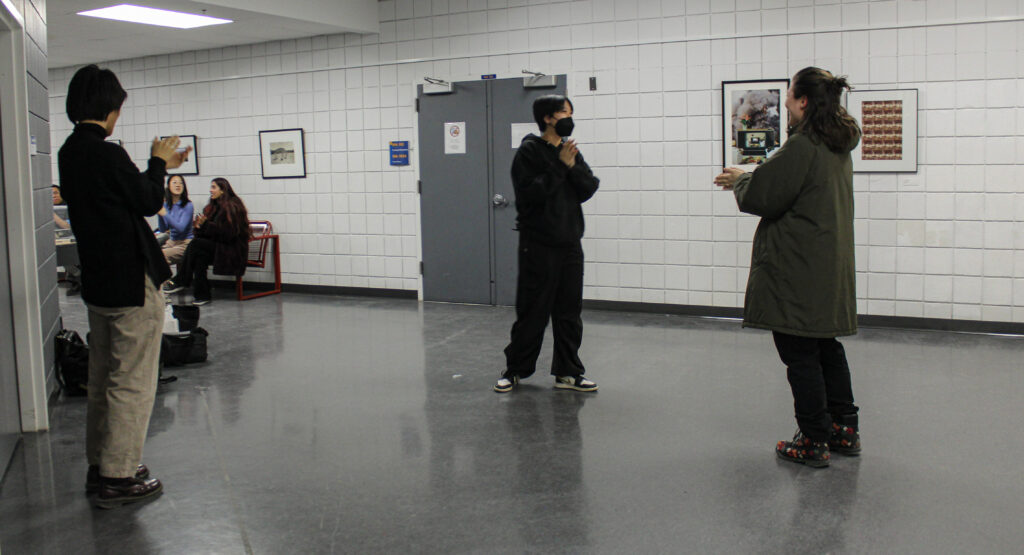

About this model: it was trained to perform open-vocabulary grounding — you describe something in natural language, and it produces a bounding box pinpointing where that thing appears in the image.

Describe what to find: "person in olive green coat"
[715,67,862,468]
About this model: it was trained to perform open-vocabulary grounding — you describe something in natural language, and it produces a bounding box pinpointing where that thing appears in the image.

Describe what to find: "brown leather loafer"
[85,464,150,493]
[93,476,163,509]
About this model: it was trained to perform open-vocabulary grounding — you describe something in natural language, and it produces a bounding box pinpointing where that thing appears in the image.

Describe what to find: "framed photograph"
[161,134,198,176]
[722,79,790,172]
[259,128,306,179]
[846,89,918,172]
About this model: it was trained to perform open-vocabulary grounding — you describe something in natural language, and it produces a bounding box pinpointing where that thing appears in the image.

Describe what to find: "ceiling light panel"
[77,4,232,29]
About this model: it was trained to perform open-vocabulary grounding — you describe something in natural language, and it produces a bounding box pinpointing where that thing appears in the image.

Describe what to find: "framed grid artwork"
[846,89,918,172]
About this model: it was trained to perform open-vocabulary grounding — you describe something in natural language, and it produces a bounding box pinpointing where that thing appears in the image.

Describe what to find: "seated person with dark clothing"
[53,184,81,295]
[164,177,250,305]
[52,184,71,230]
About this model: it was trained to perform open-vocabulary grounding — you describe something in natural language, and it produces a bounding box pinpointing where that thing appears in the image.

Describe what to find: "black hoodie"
[510,134,599,246]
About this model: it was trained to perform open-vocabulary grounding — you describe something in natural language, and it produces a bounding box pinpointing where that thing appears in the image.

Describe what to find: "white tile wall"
[49,0,1024,323]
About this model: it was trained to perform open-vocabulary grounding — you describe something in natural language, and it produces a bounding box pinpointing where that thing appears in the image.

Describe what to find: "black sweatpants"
[503,237,585,379]
[772,332,859,442]
[172,237,215,300]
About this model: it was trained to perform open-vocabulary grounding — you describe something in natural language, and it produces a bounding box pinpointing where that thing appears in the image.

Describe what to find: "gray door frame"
[417,76,566,306]
[0,77,19,469]
[1,3,49,433]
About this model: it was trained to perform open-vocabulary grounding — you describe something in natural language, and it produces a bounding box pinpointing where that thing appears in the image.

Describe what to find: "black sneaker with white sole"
[493,375,519,393]
[162,280,184,294]
[554,375,598,392]
[192,297,211,306]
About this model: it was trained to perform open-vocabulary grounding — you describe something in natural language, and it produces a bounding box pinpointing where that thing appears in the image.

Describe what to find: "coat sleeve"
[198,211,242,243]
[511,142,572,204]
[732,134,815,220]
[567,153,599,203]
[108,144,167,217]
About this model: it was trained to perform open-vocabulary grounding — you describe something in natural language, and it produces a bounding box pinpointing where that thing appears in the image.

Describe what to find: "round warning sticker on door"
[444,122,466,154]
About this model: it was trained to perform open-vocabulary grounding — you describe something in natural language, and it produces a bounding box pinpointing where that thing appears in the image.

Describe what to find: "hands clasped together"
[150,135,192,171]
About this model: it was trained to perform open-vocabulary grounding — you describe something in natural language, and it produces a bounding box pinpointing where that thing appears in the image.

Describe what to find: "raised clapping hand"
[559,139,578,168]
[713,167,745,191]
[151,135,193,170]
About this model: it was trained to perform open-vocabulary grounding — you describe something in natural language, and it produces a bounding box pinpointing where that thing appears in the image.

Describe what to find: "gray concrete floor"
[2,286,1024,554]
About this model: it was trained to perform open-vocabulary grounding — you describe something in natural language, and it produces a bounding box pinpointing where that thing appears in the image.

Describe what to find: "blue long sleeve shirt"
[158,201,194,240]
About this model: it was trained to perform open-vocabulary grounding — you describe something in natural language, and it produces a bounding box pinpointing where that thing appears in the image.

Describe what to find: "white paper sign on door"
[444,122,466,154]
[510,123,535,148]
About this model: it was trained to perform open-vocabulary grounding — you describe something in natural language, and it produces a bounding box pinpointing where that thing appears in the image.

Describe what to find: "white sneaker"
[554,375,598,392]
[493,375,519,393]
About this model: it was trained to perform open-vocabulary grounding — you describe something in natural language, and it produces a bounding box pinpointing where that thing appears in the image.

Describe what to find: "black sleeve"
[198,212,242,243]
[108,144,167,217]
[511,142,571,204]
[567,153,599,203]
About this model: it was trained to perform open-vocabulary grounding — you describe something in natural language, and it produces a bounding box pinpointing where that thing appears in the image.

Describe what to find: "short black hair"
[533,95,573,132]
[65,64,127,124]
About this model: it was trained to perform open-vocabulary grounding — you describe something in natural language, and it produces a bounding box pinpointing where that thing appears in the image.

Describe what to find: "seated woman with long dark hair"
[164,177,250,305]
[157,175,194,265]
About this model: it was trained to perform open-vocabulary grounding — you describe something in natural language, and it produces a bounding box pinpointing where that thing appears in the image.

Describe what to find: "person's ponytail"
[829,75,852,96]
[790,67,861,153]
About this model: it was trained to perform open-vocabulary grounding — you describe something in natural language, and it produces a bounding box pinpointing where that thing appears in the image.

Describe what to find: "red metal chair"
[236,220,281,300]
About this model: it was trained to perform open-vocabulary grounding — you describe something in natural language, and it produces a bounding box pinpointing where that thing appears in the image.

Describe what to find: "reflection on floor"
[2,288,1024,553]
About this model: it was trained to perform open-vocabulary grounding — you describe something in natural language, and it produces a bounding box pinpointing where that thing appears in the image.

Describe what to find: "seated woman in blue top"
[157,175,194,265]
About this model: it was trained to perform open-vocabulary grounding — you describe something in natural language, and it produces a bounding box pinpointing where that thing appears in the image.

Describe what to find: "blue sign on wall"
[390,141,410,166]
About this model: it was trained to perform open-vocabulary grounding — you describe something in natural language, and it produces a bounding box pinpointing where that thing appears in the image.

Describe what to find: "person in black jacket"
[495,95,600,393]
[58,64,191,509]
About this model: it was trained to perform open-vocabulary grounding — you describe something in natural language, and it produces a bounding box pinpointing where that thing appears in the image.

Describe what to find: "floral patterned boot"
[776,431,830,468]
[828,422,861,456]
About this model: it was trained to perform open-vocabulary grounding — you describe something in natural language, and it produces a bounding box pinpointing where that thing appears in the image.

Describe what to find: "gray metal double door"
[418,75,566,306]
[0,95,22,470]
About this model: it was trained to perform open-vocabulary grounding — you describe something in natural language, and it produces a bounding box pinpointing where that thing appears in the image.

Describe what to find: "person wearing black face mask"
[494,95,600,393]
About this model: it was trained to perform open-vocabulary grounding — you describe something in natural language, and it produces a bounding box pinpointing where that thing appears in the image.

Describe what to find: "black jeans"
[172,237,215,300]
[503,238,585,379]
[772,332,859,442]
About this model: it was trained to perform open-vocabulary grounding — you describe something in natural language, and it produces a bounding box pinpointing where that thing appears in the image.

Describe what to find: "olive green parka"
[732,131,859,338]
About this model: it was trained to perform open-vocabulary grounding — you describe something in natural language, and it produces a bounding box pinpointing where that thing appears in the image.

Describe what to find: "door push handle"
[492,194,509,207]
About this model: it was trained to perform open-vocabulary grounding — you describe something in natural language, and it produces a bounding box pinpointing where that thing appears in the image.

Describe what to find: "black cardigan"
[58,123,171,307]
[511,134,599,246]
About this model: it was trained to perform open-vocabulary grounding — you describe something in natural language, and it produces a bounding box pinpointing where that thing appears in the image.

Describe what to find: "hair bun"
[830,75,851,95]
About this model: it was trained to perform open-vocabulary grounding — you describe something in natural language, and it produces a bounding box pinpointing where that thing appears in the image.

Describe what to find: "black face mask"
[554,117,575,137]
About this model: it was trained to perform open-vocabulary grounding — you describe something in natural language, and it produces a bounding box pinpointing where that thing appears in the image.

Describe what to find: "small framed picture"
[160,134,198,176]
[722,79,790,172]
[846,89,918,173]
[259,128,306,179]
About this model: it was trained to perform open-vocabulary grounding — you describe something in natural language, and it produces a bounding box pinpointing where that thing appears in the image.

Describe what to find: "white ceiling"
[48,0,379,69]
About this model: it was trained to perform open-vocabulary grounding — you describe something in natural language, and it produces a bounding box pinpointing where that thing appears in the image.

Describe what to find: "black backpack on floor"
[55,329,89,396]
[161,327,209,367]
